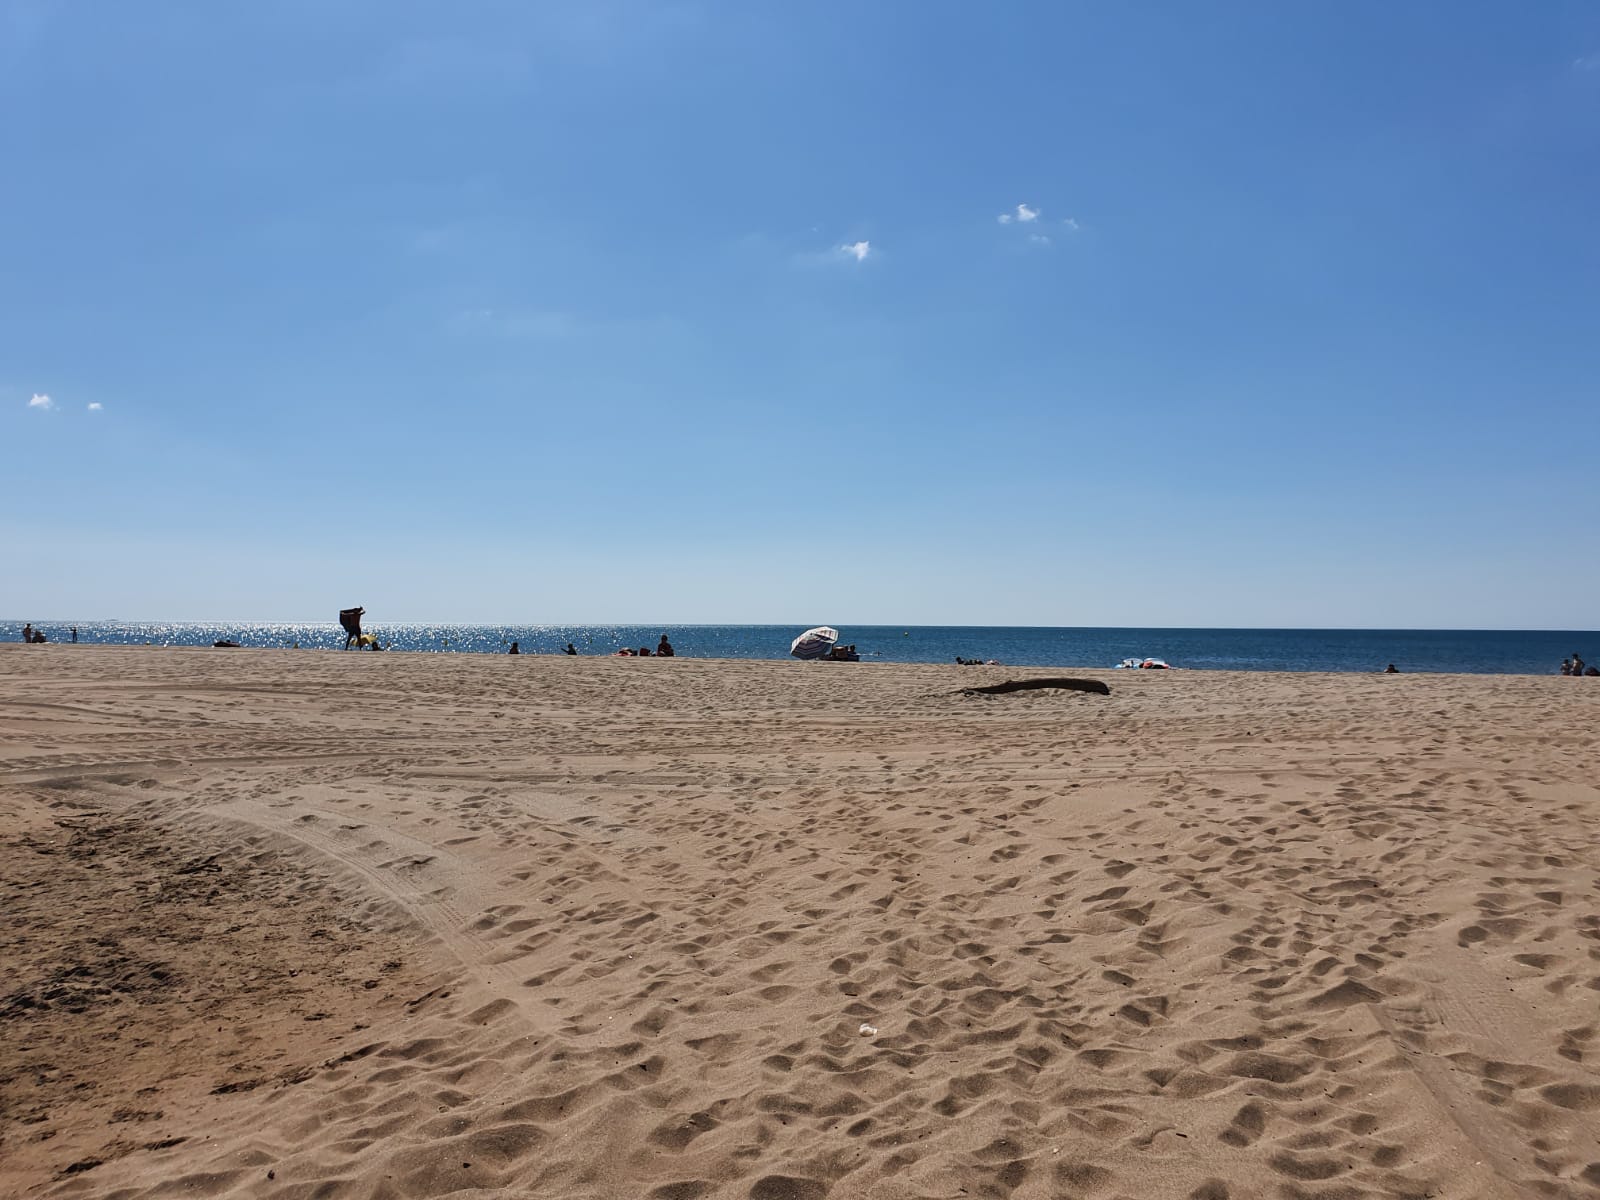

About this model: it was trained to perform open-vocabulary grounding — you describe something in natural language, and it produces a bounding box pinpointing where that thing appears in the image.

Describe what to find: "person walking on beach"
[340,606,365,650]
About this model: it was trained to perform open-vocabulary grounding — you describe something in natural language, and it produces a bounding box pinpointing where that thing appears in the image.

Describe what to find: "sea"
[7,622,1594,675]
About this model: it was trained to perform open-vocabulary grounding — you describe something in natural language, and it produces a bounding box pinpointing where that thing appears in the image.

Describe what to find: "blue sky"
[5,2,1598,626]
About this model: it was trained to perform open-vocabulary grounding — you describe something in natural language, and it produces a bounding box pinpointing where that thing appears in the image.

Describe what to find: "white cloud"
[840,240,870,262]
[27,393,53,410]
[87,401,103,412]
[998,206,1080,246]
[1574,53,1600,71]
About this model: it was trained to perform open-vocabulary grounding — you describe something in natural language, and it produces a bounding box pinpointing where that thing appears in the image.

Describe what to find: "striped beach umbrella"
[790,626,839,660]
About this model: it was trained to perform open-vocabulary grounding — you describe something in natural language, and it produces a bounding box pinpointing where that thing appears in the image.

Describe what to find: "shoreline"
[1,642,1585,678]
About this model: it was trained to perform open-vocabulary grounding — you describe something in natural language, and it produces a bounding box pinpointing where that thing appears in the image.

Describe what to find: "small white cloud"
[87,401,103,412]
[1029,233,1052,246]
[27,393,53,411]
[1061,217,1081,232]
[840,240,870,262]
[1000,203,1042,225]
[1574,53,1600,71]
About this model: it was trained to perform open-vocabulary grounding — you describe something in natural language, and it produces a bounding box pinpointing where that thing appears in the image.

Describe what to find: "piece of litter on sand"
[859,1023,878,1037]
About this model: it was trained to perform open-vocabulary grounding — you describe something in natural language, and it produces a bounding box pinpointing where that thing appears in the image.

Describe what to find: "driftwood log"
[961,677,1111,697]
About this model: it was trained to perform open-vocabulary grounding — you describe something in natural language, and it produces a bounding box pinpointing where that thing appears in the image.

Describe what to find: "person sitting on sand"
[657,634,675,657]
[1561,658,1573,676]
[565,643,578,655]
[1384,663,1399,673]
[639,647,652,656]
[1587,666,1599,677]
[22,623,34,643]
[616,648,633,656]
[508,641,520,655]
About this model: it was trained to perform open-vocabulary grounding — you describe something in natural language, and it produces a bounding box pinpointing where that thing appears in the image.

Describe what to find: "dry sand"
[3,645,1599,1200]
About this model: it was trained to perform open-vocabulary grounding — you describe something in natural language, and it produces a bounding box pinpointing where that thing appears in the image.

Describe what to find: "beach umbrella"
[790,626,839,660]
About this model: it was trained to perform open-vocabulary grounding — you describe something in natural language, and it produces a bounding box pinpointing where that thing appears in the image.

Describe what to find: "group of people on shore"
[1560,653,1596,676]
[18,623,76,644]
[612,635,676,658]
[515,635,677,657]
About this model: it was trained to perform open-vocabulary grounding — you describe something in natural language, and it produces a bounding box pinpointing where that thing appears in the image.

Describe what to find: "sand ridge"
[2,645,1599,1198]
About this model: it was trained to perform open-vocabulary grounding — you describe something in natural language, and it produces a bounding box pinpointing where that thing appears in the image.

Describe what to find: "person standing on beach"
[70,626,77,643]
[1574,652,1586,676]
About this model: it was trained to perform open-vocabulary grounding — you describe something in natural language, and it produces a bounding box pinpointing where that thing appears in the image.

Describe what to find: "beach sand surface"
[3,645,1599,1199]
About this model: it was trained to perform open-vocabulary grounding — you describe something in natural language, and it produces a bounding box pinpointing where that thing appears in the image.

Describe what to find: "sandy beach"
[3,645,1598,1199]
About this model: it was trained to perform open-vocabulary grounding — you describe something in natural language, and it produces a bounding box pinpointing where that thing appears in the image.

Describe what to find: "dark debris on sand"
[961,677,1112,697]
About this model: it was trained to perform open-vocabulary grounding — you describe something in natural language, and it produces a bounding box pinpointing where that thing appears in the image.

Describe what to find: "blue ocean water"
[6,621,1594,675]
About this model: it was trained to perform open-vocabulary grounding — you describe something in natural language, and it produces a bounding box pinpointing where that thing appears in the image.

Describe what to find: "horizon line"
[8,618,1599,635]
